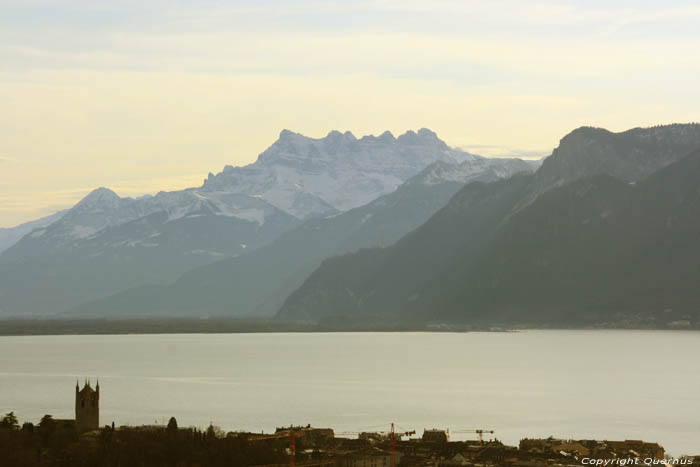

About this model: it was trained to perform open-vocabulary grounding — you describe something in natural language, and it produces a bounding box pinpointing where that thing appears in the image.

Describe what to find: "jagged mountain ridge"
[201,128,478,218]
[65,156,537,318]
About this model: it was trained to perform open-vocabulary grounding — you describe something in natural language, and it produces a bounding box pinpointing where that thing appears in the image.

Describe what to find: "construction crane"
[338,423,414,467]
[247,429,304,467]
[389,423,416,467]
[451,429,495,446]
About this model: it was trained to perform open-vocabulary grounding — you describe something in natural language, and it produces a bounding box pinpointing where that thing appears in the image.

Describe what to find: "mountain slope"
[0,210,67,254]
[66,157,536,318]
[276,124,700,325]
[0,192,297,317]
[276,172,535,323]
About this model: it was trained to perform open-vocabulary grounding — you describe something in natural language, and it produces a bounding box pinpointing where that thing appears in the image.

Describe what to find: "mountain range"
[276,124,700,328]
[4,123,698,328]
[0,128,530,317]
[66,156,535,318]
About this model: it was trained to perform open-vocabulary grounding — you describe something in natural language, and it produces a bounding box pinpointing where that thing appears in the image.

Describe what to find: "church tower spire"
[76,378,99,433]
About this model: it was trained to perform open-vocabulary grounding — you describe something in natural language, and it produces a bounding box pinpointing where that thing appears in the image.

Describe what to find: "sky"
[1,0,699,227]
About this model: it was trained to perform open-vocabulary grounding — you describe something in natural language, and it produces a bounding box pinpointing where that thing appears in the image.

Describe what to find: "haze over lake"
[1,330,697,455]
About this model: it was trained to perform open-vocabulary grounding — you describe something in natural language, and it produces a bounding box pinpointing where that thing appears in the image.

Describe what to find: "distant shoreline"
[0,318,696,336]
[0,318,488,336]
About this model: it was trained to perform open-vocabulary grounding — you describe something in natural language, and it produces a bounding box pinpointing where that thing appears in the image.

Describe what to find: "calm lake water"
[0,331,698,455]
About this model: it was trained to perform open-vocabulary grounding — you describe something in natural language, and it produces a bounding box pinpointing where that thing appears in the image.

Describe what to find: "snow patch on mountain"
[412,157,538,186]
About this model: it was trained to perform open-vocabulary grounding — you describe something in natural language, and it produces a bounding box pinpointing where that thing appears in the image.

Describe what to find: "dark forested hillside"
[418,148,700,326]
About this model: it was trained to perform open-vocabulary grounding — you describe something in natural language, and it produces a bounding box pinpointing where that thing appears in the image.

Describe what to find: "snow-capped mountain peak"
[74,187,122,210]
[203,128,477,218]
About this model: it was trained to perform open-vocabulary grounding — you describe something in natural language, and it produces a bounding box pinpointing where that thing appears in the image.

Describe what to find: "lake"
[0,330,698,455]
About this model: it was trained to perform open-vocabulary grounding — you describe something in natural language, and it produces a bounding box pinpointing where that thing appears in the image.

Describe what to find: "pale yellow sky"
[1,1,699,227]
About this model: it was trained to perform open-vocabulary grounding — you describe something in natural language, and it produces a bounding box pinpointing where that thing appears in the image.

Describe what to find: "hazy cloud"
[1,0,699,226]
[461,145,550,160]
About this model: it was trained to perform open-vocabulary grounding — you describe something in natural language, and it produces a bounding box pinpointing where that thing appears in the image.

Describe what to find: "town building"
[422,429,449,443]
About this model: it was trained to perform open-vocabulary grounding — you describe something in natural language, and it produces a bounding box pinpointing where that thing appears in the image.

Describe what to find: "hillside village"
[2,410,695,467]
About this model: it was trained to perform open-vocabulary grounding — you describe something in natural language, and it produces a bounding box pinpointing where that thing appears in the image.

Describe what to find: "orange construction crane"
[451,429,495,446]
[389,423,416,467]
[248,429,304,467]
[337,423,415,467]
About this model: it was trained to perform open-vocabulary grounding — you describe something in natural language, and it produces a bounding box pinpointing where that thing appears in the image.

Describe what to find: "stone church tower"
[75,379,99,433]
